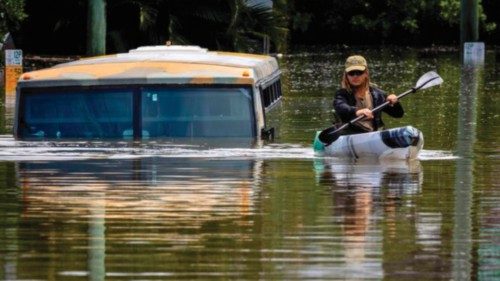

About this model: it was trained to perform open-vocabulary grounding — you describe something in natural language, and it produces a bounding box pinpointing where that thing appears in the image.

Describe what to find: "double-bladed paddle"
[318,71,443,145]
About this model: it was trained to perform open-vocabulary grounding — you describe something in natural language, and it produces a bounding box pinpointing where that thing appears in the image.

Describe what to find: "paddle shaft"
[328,87,415,135]
[327,74,443,136]
[318,72,442,145]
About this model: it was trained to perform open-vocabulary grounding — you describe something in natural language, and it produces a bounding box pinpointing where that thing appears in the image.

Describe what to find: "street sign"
[4,49,23,96]
[463,42,485,65]
[5,49,23,66]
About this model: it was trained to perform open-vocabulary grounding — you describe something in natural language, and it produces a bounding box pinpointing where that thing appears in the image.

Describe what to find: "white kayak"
[313,126,424,160]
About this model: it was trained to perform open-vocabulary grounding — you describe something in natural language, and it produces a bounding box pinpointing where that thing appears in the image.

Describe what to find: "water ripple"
[0,136,457,161]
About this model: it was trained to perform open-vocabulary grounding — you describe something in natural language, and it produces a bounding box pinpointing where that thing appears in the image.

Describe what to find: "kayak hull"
[313,126,424,160]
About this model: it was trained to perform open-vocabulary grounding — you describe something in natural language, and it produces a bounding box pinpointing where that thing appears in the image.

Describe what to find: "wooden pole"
[87,0,106,56]
[460,0,479,45]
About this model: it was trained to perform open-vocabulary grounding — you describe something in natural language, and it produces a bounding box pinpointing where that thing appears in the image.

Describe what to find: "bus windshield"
[18,86,255,139]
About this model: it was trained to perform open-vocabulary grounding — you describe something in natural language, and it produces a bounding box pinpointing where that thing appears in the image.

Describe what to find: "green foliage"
[292,12,312,33]
[12,0,500,55]
[439,0,460,26]
[477,0,497,34]
[267,0,289,52]
[439,0,495,33]
[291,0,498,45]
[0,0,26,37]
[225,0,287,53]
[107,0,288,53]
[348,0,421,37]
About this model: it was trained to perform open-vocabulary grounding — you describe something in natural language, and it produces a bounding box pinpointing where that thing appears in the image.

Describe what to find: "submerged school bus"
[14,45,282,140]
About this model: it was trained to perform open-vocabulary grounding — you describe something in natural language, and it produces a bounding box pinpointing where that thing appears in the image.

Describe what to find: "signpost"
[463,42,485,66]
[4,49,23,105]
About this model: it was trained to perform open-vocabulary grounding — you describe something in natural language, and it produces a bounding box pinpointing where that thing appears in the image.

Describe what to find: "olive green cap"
[345,55,367,72]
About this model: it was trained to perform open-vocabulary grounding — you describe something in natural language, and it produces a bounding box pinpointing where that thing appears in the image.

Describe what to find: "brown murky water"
[1,48,499,280]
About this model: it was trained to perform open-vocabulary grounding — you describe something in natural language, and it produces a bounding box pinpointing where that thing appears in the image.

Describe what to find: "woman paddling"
[333,55,404,135]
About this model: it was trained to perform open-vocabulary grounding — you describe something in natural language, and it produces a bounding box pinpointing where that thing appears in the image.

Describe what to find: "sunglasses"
[347,70,365,77]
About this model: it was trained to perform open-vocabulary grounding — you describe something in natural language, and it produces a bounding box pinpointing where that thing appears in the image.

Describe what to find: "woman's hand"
[356,108,373,120]
[387,94,398,105]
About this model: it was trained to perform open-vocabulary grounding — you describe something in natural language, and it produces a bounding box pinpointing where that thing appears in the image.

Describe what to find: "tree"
[224,0,288,53]
[290,0,497,45]
[0,0,26,40]
[107,0,288,53]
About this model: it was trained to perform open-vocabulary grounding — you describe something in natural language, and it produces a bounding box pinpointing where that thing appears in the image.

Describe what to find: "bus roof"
[18,45,281,88]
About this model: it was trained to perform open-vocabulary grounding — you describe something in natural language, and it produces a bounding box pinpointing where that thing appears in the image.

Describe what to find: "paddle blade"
[415,71,444,90]
[318,125,341,145]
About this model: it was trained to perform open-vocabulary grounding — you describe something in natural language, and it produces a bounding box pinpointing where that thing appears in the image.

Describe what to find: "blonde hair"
[341,68,370,93]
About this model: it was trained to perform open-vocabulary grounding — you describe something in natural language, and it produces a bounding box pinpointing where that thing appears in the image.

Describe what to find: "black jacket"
[333,87,404,134]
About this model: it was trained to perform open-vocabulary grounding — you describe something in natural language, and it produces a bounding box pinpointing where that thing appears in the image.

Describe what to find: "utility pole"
[460,0,479,45]
[461,0,484,65]
[87,0,106,56]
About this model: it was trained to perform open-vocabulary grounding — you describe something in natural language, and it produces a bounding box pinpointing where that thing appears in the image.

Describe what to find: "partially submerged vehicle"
[14,45,282,140]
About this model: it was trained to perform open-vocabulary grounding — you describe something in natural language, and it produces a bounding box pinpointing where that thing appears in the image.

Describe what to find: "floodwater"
[1,48,499,280]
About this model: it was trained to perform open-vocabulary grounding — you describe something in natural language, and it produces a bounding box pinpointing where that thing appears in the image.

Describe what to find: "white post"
[4,49,23,106]
[463,42,485,66]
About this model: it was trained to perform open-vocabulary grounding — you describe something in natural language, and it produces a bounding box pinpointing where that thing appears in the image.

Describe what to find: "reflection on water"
[2,157,443,280]
[9,158,262,279]
[314,158,422,189]
[19,158,259,222]
[452,65,478,280]
[314,158,423,279]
